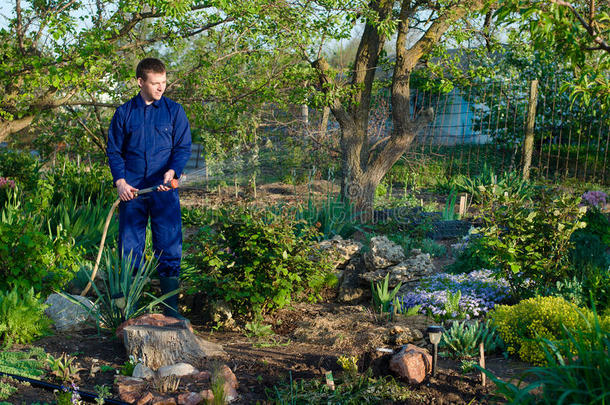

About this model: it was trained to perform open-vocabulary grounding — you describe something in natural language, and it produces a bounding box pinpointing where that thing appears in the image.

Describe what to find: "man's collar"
[135,93,162,108]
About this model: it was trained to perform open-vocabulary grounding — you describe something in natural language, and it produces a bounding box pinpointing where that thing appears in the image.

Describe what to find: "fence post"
[522,79,539,180]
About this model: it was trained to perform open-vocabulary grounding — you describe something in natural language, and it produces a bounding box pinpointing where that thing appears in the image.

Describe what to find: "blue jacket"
[107,94,192,188]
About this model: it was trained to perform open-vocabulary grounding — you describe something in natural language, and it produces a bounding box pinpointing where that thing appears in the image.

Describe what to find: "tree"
[309,0,490,218]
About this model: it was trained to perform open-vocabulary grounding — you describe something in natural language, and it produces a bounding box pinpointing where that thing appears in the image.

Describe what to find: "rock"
[200,390,214,402]
[389,344,432,384]
[137,392,154,405]
[193,370,211,382]
[115,375,148,403]
[387,326,424,346]
[123,323,225,370]
[116,313,193,342]
[151,395,177,405]
[337,257,368,303]
[317,235,362,270]
[44,293,94,332]
[158,363,198,378]
[363,236,406,271]
[210,300,235,328]
[133,363,156,380]
[177,392,203,405]
[362,250,435,288]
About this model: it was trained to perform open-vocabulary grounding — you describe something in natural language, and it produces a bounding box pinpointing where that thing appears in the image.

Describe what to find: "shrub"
[0,287,52,348]
[0,149,40,191]
[45,158,114,206]
[0,202,82,295]
[446,236,494,274]
[183,207,335,316]
[482,308,610,404]
[419,238,446,257]
[490,296,610,365]
[477,188,586,298]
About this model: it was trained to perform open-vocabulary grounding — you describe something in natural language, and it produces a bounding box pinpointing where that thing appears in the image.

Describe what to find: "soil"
[4,186,530,404]
[6,298,530,404]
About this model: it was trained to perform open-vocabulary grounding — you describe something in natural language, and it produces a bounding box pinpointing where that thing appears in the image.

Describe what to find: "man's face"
[138,71,167,104]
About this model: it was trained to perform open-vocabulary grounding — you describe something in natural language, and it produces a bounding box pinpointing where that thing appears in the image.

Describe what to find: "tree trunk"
[522,79,539,180]
[0,116,35,142]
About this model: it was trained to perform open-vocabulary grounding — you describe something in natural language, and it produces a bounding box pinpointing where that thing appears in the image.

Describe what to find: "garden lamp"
[427,325,444,377]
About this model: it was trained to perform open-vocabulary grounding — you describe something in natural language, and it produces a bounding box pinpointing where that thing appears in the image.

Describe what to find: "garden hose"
[0,370,129,404]
[80,179,180,297]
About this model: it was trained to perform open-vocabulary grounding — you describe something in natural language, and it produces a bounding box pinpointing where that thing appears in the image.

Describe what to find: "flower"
[581,191,608,209]
[0,177,15,189]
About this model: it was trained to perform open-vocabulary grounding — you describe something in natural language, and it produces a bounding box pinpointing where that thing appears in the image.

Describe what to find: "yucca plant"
[371,273,403,314]
[440,319,504,359]
[62,249,176,331]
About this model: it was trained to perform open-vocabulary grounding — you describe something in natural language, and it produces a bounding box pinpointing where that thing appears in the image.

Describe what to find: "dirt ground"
[4,185,529,404]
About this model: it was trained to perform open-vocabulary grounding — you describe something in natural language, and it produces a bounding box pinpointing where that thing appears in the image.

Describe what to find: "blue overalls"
[106,94,192,278]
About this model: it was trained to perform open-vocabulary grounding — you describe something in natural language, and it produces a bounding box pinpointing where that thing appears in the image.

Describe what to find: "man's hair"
[136,58,166,81]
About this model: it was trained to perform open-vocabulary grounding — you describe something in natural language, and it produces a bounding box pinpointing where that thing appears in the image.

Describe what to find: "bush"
[0,197,82,295]
[440,319,505,359]
[446,237,494,274]
[0,287,52,348]
[45,157,114,205]
[490,296,610,365]
[483,309,610,404]
[183,207,335,316]
[477,188,586,298]
[0,149,40,191]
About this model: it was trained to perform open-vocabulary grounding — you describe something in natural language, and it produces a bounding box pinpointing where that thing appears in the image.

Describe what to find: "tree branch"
[550,0,610,53]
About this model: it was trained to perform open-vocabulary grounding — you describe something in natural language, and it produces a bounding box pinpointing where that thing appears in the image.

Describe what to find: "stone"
[151,395,177,405]
[44,293,94,332]
[133,363,156,380]
[200,390,214,402]
[362,250,435,288]
[337,256,368,303]
[317,235,362,270]
[157,362,198,378]
[210,300,234,328]
[387,326,424,346]
[123,323,225,370]
[115,375,148,404]
[193,371,211,382]
[177,392,204,405]
[116,313,193,342]
[363,236,406,271]
[389,344,432,384]
[137,392,154,405]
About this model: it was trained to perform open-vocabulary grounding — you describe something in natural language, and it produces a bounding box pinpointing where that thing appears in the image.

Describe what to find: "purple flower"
[581,191,608,209]
[0,177,15,189]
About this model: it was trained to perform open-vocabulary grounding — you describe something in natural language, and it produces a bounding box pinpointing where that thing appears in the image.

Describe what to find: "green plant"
[481,306,610,404]
[209,364,227,405]
[371,273,402,314]
[580,206,610,246]
[0,149,41,191]
[490,296,610,365]
[46,353,84,383]
[419,238,446,257]
[442,290,465,320]
[119,355,139,377]
[54,383,82,405]
[0,195,82,295]
[337,356,358,380]
[0,287,52,348]
[45,158,114,206]
[63,250,172,332]
[445,237,494,274]
[100,365,115,373]
[0,347,46,399]
[268,369,420,404]
[183,206,334,316]
[440,320,504,359]
[476,189,586,298]
[94,385,111,405]
[245,319,274,338]
[441,188,458,220]
[459,359,477,374]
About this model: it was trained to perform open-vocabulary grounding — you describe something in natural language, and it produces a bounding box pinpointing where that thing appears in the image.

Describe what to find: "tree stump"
[123,324,226,370]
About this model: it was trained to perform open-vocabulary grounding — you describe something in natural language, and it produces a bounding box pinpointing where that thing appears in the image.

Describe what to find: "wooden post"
[234,177,238,199]
[522,79,539,180]
[479,342,486,387]
[458,194,468,217]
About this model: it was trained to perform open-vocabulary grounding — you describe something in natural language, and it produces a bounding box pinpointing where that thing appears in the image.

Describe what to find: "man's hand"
[158,169,176,191]
[116,179,138,201]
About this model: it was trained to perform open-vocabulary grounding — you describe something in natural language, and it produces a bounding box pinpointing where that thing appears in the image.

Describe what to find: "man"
[106,57,192,319]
